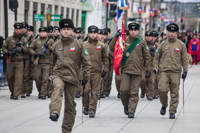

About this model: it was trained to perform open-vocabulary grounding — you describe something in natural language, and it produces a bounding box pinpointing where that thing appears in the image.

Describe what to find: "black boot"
[21,96,26,98]
[117,93,121,98]
[48,95,51,98]
[38,93,41,99]
[26,93,31,97]
[153,95,158,99]
[41,96,46,100]
[140,93,145,98]
[76,93,80,98]
[105,94,109,97]
[100,94,105,98]
[50,113,58,122]
[83,108,88,115]
[13,96,18,100]
[160,106,167,115]
[128,113,134,118]
[89,113,95,118]
[169,113,175,119]
[10,93,14,99]
[147,97,153,101]
[124,107,129,115]
[98,97,100,100]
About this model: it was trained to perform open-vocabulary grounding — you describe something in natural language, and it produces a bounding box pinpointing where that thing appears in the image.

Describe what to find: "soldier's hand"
[101,70,107,78]
[145,71,151,79]
[82,79,88,86]
[154,68,159,74]
[16,42,21,47]
[35,53,41,57]
[7,51,13,56]
[182,72,187,82]
[115,30,121,37]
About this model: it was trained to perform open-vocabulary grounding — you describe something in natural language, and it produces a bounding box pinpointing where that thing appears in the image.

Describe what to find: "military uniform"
[154,23,188,119]
[2,23,28,100]
[83,25,109,117]
[49,19,91,133]
[110,23,151,118]
[29,27,54,99]
[140,31,155,100]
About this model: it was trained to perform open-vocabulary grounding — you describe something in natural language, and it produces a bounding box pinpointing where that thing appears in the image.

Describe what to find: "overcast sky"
[165,0,200,2]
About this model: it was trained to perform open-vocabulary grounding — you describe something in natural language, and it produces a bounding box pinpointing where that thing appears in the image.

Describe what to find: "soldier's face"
[88,32,98,39]
[97,34,102,40]
[14,28,21,35]
[21,28,27,33]
[54,30,60,36]
[145,36,153,42]
[61,28,73,37]
[168,31,177,39]
[27,30,33,36]
[39,31,47,37]
[129,29,139,37]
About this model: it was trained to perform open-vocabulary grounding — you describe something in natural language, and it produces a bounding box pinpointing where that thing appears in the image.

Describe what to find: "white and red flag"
[113,0,126,75]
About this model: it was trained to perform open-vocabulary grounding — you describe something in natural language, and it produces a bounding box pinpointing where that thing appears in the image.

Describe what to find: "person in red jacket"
[188,34,200,65]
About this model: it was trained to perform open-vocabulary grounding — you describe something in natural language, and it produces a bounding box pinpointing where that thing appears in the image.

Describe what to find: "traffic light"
[109,4,117,18]
[181,17,183,23]
[9,0,18,11]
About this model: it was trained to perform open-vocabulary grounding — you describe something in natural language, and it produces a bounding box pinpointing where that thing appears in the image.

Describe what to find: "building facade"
[0,0,82,37]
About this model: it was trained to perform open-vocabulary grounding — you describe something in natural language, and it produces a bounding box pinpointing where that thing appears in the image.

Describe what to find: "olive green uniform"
[49,35,91,133]
[83,37,109,114]
[154,37,188,113]
[140,40,155,99]
[29,36,54,97]
[2,33,28,96]
[154,42,160,96]
[110,35,151,114]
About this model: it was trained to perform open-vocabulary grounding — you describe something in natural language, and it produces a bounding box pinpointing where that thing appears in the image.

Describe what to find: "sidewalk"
[0,65,200,133]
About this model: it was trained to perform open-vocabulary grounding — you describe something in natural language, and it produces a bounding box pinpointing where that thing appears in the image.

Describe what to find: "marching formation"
[2,19,188,133]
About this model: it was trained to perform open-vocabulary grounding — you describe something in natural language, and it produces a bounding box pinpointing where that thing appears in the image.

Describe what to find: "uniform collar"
[168,37,177,43]
[129,34,139,43]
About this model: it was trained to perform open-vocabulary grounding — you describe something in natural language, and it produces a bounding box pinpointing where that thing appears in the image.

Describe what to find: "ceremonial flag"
[138,7,143,13]
[161,14,165,19]
[113,0,126,75]
[104,0,107,5]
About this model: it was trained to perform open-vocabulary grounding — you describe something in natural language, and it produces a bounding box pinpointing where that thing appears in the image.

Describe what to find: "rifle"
[7,33,24,64]
[34,33,39,39]
[82,35,89,42]
[34,35,51,65]
[150,32,163,56]
[54,34,60,42]
[28,33,36,42]
[77,30,85,40]
[103,37,110,44]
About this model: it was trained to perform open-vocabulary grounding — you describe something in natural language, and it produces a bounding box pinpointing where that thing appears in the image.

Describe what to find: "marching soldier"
[29,27,54,99]
[20,22,31,98]
[125,30,129,39]
[47,26,54,39]
[53,26,60,42]
[110,23,151,118]
[97,29,103,41]
[27,26,34,37]
[83,25,109,118]
[154,23,188,119]
[140,31,155,101]
[2,23,28,100]
[49,19,91,133]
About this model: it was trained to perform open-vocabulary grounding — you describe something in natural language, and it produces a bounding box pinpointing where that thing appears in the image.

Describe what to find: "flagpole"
[139,0,142,37]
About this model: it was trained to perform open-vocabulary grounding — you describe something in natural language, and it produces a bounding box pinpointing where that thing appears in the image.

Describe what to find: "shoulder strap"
[36,38,39,51]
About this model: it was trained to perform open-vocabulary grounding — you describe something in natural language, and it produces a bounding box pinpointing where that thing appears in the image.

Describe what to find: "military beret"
[27,26,34,32]
[38,27,47,32]
[152,31,159,37]
[47,26,53,33]
[166,23,179,32]
[21,22,28,29]
[75,27,82,33]
[128,22,140,30]
[98,29,103,34]
[102,29,108,35]
[145,30,153,36]
[14,23,22,29]
[88,25,98,33]
[54,26,60,31]
[125,30,129,35]
[105,28,111,33]
[59,19,74,29]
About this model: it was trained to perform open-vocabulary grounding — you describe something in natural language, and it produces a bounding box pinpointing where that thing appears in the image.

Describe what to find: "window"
[47,5,52,26]
[61,7,64,19]
[76,9,79,27]
[41,4,45,27]
[71,9,74,22]
[24,1,29,23]
[33,2,38,32]
[66,8,69,18]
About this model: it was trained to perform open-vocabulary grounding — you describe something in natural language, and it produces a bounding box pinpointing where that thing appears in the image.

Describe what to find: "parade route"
[0,65,200,133]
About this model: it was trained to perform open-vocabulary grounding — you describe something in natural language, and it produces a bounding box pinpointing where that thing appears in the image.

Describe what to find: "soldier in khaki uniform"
[20,22,31,98]
[110,23,151,118]
[154,23,188,119]
[29,27,54,99]
[140,31,155,101]
[2,23,28,100]
[53,26,61,43]
[83,25,109,118]
[49,19,91,133]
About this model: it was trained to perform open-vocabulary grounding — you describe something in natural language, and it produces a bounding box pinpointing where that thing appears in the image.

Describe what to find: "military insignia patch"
[156,48,159,53]
[26,43,29,47]
[126,52,130,57]
[107,47,110,52]
[85,49,89,55]
[146,46,149,51]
